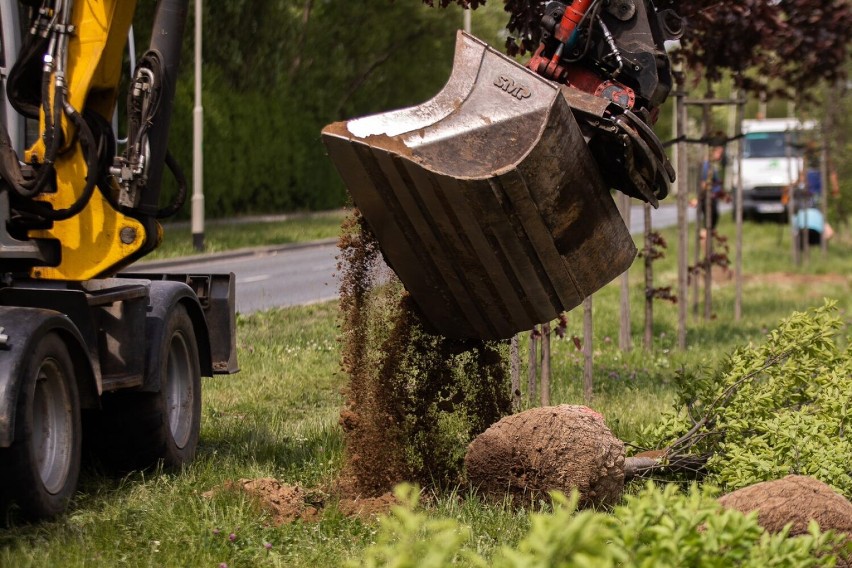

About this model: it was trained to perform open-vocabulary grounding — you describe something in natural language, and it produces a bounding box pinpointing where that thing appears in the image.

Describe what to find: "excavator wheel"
[156,302,202,466]
[0,333,81,522]
[90,303,201,471]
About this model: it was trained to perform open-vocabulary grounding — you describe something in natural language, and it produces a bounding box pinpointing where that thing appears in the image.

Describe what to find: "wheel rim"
[165,330,194,449]
[31,358,73,495]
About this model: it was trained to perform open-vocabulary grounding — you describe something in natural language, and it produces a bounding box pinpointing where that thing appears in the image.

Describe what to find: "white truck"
[737,118,817,221]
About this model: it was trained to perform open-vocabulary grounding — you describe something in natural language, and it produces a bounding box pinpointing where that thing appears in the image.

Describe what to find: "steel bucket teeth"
[322,32,636,340]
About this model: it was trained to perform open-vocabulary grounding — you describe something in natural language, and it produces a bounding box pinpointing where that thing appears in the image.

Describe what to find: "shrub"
[636,301,852,495]
[354,483,846,567]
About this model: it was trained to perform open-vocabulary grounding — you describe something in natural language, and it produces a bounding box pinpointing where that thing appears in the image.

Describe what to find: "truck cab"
[737,118,816,221]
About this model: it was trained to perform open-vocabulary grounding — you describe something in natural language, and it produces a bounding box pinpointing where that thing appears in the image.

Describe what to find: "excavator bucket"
[322,31,636,340]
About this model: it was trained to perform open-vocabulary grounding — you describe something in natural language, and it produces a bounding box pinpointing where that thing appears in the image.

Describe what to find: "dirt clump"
[464,405,624,507]
[204,478,398,525]
[207,478,323,525]
[719,475,852,566]
[337,493,399,519]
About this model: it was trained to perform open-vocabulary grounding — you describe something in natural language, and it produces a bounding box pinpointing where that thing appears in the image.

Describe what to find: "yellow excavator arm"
[27,0,144,279]
[1,0,188,279]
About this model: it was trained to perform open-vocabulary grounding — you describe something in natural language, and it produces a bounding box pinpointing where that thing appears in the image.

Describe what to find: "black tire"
[92,303,201,471]
[0,333,81,521]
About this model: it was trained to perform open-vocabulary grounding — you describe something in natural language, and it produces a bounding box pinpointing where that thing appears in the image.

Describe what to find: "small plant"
[640,228,677,348]
[688,230,731,283]
[352,484,473,568]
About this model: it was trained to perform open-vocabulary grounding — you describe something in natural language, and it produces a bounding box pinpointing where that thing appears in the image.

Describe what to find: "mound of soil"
[719,475,852,566]
[464,405,624,507]
[203,478,397,525]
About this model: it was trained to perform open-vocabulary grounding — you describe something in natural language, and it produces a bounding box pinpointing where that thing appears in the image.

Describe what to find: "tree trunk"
[288,0,315,79]
[623,454,710,481]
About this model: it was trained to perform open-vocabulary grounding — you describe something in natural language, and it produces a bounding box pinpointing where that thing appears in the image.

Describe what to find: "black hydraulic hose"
[19,102,100,221]
[32,66,63,188]
[155,151,187,219]
[0,72,64,199]
[94,148,187,220]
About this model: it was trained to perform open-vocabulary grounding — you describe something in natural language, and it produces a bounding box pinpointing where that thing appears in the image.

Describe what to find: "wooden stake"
[734,91,745,321]
[644,203,654,349]
[583,296,594,405]
[510,334,521,411]
[619,192,632,352]
[540,323,551,406]
[528,326,538,405]
[702,102,713,321]
[675,68,688,350]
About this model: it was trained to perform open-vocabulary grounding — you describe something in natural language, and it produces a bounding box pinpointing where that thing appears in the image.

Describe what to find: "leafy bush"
[636,301,852,495]
[354,483,845,567]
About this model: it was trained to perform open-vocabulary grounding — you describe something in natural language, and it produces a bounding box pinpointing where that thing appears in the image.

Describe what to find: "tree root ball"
[719,475,852,566]
[464,405,625,507]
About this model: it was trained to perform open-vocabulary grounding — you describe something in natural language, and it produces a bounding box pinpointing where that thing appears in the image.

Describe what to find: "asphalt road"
[136,202,696,315]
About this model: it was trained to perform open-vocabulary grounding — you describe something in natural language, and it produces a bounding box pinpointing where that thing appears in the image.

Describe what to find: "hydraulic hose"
[155,151,187,219]
[17,102,100,221]
[0,72,64,200]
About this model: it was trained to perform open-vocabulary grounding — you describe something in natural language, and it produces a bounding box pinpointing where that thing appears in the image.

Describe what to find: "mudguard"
[323,32,636,340]
[0,306,95,447]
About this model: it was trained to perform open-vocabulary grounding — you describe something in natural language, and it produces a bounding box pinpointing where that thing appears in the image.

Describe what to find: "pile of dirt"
[719,475,852,566]
[464,405,624,507]
[203,478,397,525]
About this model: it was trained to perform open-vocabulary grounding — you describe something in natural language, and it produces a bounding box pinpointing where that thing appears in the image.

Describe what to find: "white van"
[737,118,816,220]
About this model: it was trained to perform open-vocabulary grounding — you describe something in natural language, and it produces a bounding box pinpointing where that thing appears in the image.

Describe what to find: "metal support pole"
[192,0,205,251]
[463,7,471,33]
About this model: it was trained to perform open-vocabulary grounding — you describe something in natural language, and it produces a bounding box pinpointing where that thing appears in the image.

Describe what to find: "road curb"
[132,237,339,271]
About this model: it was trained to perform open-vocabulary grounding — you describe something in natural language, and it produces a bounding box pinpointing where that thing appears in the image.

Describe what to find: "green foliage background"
[131,1,512,217]
[126,2,852,223]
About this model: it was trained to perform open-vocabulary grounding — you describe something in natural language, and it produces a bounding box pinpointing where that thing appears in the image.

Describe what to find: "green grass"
[1,217,851,566]
[145,210,347,260]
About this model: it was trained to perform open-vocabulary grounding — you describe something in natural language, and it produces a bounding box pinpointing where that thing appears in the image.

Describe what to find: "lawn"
[145,210,347,260]
[1,216,850,567]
